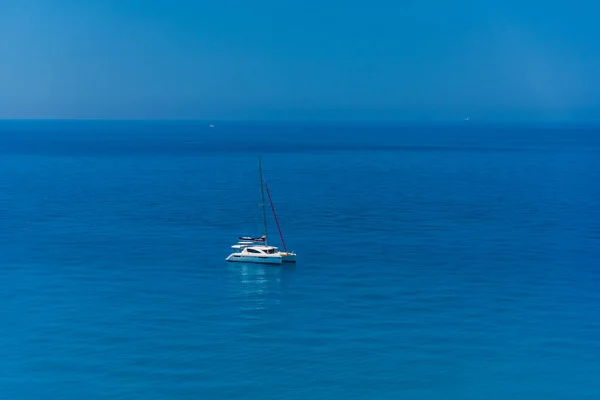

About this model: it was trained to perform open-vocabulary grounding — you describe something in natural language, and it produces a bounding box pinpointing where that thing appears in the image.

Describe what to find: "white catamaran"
[225,157,297,265]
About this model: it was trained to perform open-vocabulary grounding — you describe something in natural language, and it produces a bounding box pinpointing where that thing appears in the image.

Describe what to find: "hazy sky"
[1,0,598,122]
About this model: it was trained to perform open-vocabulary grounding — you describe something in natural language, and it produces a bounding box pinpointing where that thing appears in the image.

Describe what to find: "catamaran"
[225,157,297,265]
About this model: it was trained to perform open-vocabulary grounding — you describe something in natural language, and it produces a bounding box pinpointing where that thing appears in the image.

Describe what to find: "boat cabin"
[241,246,278,255]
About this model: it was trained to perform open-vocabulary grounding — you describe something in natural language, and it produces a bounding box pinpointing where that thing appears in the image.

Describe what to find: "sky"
[0,0,599,122]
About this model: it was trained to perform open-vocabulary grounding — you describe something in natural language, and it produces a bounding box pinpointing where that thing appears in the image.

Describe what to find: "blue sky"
[0,0,598,122]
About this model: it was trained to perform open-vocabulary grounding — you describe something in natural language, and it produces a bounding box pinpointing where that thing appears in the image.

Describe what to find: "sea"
[1,120,599,399]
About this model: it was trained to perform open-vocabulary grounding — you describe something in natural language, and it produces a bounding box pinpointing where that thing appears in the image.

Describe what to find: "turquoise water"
[2,121,600,399]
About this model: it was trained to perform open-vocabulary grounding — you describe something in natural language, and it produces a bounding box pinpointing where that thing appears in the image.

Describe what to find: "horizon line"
[1,118,599,127]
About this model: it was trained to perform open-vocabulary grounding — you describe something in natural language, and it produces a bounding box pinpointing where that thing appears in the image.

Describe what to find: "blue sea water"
[1,121,600,399]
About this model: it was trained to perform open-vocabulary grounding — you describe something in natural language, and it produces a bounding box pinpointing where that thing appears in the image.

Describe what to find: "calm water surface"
[1,121,600,399]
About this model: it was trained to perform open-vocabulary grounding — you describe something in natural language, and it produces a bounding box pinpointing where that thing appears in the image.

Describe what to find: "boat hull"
[279,252,297,263]
[226,253,283,265]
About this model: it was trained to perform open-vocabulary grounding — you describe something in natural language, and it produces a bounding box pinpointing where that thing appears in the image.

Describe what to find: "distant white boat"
[209,124,215,128]
[225,157,297,265]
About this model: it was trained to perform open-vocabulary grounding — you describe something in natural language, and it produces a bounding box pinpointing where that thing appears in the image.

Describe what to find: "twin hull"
[226,253,282,265]
[225,252,296,265]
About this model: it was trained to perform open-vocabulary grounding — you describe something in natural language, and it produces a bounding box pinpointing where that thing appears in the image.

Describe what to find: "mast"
[258,156,268,245]
[265,180,287,253]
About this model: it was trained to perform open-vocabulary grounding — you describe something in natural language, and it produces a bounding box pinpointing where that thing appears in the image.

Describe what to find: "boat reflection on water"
[229,262,296,312]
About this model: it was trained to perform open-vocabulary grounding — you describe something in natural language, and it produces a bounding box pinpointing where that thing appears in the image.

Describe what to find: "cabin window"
[246,248,261,254]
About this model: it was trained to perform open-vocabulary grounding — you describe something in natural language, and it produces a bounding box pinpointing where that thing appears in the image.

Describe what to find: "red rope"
[264,181,287,252]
